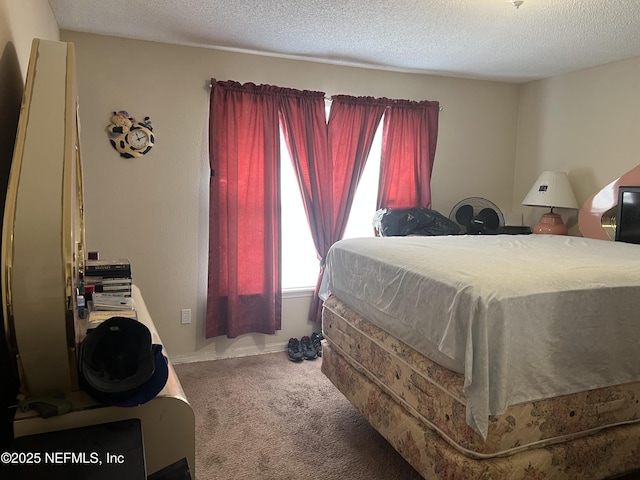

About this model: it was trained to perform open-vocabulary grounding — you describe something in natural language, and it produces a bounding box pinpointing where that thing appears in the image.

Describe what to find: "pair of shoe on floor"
[287,332,323,362]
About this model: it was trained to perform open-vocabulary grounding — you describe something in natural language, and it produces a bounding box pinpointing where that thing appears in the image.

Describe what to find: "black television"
[615,186,640,244]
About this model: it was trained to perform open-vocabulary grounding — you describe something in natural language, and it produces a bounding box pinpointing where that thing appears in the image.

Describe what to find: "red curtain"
[377,99,440,209]
[278,89,330,255]
[207,80,281,338]
[280,93,386,323]
[328,95,388,235]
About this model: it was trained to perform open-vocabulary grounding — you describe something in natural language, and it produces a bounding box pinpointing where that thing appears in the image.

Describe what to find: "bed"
[320,234,640,479]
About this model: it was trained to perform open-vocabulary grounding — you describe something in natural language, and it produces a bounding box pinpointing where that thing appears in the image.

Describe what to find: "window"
[280,116,383,289]
[280,128,319,289]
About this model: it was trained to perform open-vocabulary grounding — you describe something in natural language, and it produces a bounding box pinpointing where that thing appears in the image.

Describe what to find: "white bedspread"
[323,235,640,439]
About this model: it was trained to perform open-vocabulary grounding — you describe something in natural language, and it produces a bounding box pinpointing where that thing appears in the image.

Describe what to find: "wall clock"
[107,110,154,158]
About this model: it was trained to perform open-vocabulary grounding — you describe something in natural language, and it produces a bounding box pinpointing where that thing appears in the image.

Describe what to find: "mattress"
[322,234,640,438]
[322,296,640,458]
[321,341,640,480]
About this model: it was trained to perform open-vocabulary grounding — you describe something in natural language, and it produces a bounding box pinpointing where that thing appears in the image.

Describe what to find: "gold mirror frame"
[2,39,85,396]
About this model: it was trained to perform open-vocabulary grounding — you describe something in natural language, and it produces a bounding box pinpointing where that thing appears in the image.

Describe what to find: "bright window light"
[280,115,383,290]
[280,130,320,289]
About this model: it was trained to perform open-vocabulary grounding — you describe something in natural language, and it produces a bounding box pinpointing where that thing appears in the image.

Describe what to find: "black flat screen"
[615,186,640,244]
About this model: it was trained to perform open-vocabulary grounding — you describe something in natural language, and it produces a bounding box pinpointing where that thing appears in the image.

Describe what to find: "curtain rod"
[208,83,443,111]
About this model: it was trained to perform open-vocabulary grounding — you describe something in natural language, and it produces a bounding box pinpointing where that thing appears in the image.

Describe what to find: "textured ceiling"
[48,0,640,83]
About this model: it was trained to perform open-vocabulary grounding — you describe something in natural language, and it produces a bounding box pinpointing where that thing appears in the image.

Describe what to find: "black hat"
[79,317,168,406]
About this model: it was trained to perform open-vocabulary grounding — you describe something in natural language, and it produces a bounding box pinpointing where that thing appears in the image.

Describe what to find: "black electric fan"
[449,197,505,234]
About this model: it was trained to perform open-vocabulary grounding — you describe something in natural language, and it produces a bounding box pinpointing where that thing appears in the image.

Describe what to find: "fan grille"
[449,197,505,234]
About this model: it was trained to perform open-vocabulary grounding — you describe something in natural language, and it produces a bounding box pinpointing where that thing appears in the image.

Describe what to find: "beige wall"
[61,31,520,360]
[514,57,640,234]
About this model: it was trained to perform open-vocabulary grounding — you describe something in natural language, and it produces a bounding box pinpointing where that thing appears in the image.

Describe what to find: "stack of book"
[91,293,135,311]
[84,258,132,297]
[87,293,137,330]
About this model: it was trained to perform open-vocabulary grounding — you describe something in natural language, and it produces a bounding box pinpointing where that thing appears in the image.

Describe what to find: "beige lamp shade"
[522,171,579,210]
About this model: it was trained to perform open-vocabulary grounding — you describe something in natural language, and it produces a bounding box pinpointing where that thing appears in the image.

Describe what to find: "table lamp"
[522,171,579,235]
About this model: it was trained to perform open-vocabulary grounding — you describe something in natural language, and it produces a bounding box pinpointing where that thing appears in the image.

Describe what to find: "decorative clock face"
[127,129,150,150]
[107,111,154,158]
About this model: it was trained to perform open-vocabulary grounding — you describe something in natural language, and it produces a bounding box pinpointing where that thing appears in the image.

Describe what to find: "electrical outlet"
[181,308,191,325]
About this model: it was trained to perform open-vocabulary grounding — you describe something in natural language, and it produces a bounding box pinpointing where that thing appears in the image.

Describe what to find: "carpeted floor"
[174,351,424,480]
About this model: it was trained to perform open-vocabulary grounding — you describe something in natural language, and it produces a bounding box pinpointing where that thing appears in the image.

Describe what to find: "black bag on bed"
[373,208,461,237]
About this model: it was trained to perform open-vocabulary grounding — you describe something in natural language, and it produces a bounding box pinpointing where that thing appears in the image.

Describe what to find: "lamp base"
[532,212,568,235]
